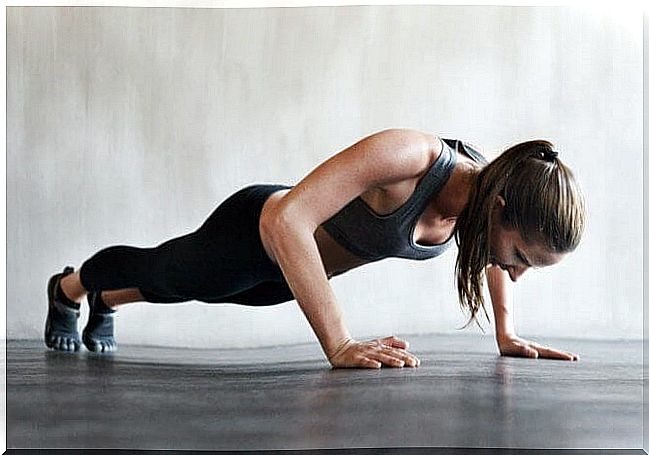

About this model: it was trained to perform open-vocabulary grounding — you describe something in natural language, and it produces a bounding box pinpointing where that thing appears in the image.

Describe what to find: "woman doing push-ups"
[44,128,586,368]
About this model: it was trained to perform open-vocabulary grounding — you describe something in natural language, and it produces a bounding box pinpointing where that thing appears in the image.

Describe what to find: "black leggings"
[78,184,299,306]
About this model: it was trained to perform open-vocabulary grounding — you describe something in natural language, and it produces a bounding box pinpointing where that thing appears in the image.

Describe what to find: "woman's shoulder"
[370,131,445,195]
[373,130,495,163]
[363,128,445,183]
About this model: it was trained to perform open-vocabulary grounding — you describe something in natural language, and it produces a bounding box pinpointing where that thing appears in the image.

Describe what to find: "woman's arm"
[266,216,351,358]
[261,128,436,368]
[485,263,516,343]
[486,264,579,361]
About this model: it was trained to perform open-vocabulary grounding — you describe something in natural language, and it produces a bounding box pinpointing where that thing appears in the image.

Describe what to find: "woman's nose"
[509,266,530,282]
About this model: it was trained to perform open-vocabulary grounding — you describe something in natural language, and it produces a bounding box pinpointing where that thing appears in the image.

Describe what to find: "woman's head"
[487,198,566,282]
[453,139,586,331]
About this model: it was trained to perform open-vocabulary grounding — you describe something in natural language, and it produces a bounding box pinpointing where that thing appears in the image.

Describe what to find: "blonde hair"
[452,140,586,331]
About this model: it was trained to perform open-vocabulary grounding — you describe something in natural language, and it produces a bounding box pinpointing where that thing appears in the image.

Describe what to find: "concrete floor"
[5,334,643,451]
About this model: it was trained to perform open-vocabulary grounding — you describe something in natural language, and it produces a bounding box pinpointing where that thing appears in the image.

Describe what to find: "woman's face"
[488,196,566,282]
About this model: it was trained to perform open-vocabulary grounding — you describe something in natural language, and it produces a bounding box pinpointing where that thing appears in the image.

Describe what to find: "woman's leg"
[101,288,146,308]
[73,241,196,353]
[75,184,291,302]
[60,271,152,308]
[46,241,199,353]
[46,184,292,352]
[58,271,87,303]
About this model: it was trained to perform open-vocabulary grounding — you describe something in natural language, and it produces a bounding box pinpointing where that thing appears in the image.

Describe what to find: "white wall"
[6,5,643,348]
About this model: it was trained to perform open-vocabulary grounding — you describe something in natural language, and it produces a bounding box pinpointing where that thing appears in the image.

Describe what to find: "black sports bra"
[319,138,488,261]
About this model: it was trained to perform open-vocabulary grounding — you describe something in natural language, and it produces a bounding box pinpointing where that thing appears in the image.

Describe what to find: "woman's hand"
[328,335,421,369]
[497,334,579,361]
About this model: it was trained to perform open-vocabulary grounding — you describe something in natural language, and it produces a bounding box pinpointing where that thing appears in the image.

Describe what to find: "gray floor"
[5,334,643,451]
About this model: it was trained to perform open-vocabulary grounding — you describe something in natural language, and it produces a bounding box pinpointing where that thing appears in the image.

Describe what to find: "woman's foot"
[44,266,81,351]
[82,292,117,353]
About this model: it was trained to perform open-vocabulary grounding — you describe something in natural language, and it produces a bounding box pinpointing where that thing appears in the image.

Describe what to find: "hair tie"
[539,148,558,161]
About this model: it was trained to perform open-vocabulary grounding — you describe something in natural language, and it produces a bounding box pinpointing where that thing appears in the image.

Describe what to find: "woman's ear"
[490,195,506,226]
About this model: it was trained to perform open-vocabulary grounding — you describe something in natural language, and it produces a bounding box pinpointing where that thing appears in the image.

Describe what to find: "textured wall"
[7,6,643,348]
